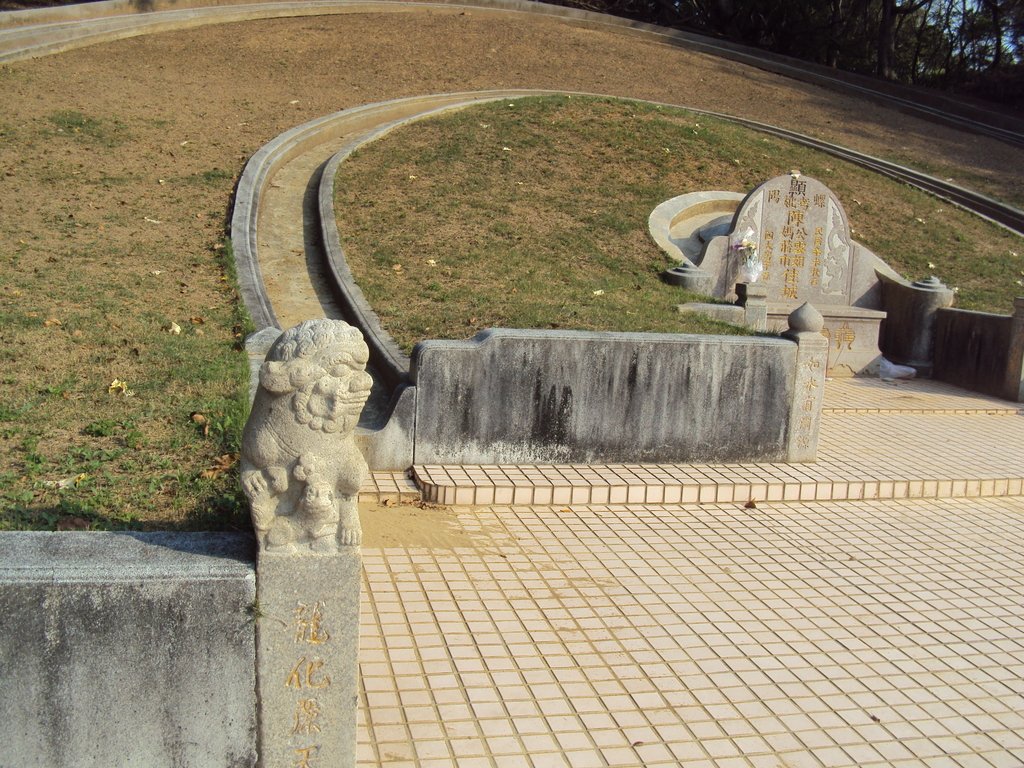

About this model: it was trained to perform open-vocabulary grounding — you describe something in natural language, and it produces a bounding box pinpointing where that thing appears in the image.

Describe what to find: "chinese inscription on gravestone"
[732,174,854,306]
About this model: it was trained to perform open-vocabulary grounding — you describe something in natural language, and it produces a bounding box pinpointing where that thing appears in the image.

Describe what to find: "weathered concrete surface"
[933,298,1024,402]
[878,273,955,373]
[255,552,361,768]
[0,532,257,768]
[411,328,798,465]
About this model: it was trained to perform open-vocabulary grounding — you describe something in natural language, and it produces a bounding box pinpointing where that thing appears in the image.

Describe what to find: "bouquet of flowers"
[733,229,762,283]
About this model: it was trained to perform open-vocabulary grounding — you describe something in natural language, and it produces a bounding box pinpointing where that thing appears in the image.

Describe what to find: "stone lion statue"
[241,319,372,552]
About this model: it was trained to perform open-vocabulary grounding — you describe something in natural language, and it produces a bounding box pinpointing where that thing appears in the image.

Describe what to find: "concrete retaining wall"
[0,532,258,768]
[933,298,1024,402]
[411,328,802,465]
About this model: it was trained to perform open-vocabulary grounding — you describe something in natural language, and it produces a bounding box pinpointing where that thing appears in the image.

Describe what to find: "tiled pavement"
[355,378,1024,767]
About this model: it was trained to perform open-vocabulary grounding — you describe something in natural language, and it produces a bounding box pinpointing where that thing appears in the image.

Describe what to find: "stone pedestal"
[878,274,955,373]
[735,282,768,330]
[256,551,361,768]
[661,262,713,294]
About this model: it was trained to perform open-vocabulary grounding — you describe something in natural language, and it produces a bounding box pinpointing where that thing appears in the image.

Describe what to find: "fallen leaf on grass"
[108,379,134,397]
[200,453,238,479]
[44,473,89,490]
[190,316,205,325]
[191,411,209,436]
[43,317,62,327]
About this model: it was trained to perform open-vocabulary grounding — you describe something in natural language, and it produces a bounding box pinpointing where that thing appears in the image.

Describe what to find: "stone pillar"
[783,303,829,462]
[240,319,372,768]
[1005,297,1024,403]
[255,553,361,768]
[735,282,768,331]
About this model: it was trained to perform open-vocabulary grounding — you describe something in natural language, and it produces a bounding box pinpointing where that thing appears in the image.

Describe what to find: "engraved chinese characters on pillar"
[795,356,822,451]
[285,600,333,766]
[784,303,828,462]
[732,175,855,305]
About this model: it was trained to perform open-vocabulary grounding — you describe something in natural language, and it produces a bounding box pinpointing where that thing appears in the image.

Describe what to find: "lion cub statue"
[241,319,372,552]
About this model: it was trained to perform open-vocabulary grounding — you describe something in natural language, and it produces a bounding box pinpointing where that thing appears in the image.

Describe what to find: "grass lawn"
[0,106,253,532]
[334,95,1023,353]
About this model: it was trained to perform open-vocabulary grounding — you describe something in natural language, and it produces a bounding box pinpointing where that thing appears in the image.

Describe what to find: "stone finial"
[241,319,372,552]
[912,275,948,291]
[787,302,824,334]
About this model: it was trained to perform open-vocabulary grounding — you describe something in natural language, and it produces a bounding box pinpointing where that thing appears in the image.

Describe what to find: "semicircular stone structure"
[650,173,956,376]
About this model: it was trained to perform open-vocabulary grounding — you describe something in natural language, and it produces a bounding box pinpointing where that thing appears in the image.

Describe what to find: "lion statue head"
[259,319,373,434]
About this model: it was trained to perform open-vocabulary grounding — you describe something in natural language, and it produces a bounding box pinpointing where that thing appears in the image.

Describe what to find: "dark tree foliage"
[548,0,1024,108]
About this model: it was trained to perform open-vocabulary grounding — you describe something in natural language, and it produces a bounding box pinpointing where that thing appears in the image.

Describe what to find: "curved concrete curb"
[2,0,1021,148]
[316,91,554,389]
[230,90,547,336]
[230,107,357,330]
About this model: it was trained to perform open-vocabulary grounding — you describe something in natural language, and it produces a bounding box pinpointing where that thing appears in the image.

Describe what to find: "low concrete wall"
[411,328,805,465]
[0,532,258,768]
[933,298,1024,402]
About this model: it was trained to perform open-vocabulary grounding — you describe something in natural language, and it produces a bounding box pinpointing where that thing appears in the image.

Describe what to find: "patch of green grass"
[47,110,128,147]
[334,95,1022,354]
[0,234,253,533]
[181,167,235,187]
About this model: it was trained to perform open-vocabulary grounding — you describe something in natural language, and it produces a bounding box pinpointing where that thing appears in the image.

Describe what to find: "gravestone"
[730,175,887,373]
[701,174,889,375]
[731,173,857,305]
[241,319,371,768]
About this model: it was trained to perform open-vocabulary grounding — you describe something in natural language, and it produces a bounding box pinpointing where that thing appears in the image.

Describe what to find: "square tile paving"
[357,496,1024,767]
